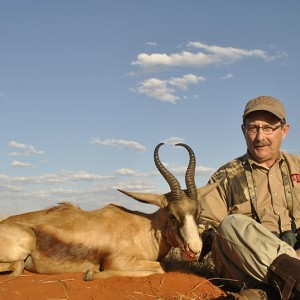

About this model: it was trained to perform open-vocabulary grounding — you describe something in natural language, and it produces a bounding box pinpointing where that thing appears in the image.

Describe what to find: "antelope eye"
[197,215,203,224]
[196,209,202,222]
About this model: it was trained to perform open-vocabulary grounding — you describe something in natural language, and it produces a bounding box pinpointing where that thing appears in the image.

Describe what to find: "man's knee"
[217,214,253,239]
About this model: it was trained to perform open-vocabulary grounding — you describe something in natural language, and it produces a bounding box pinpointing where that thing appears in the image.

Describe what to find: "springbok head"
[118,143,217,261]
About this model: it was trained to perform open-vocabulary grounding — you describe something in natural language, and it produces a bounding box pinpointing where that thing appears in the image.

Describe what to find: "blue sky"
[1,1,300,215]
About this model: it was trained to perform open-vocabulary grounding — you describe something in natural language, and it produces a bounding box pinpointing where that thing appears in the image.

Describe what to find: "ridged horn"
[154,143,181,202]
[176,143,197,201]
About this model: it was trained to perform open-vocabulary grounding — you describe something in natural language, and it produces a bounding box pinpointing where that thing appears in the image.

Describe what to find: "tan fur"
[0,142,218,280]
[0,183,217,280]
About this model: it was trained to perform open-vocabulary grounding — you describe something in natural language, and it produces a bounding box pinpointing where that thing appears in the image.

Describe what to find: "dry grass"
[161,249,236,299]
[130,275,232,300]
[162,248,216,279]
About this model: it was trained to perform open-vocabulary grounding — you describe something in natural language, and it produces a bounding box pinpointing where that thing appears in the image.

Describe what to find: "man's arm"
[198,176,228,225]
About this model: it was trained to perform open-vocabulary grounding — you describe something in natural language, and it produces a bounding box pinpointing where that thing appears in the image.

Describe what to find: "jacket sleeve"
[199,170,229,225]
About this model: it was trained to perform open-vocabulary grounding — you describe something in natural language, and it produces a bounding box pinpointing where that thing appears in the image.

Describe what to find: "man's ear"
[241,124,246,136]
[282,123,290,140]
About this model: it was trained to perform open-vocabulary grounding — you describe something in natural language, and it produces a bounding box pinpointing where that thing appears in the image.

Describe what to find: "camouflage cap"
[242,96,286,121]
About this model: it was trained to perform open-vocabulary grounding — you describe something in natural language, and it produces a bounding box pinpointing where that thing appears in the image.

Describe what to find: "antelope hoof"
[83,269,94,281]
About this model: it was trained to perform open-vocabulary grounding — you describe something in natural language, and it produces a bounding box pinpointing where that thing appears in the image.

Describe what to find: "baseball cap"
[242,96,286,121]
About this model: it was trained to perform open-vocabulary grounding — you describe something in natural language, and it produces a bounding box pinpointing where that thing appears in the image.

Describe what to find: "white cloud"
[90,138,146,152]
[133,74,205,103]
[0,170,114,185]
[187,41,272,62]
[59,170,115,181]
[9,141,28,149]
[0,174,159,215]
[0,161,215,215]
[134,78,179,104]
[169,74,206,90]
[114,168,138,176]
[164,137,185,145]
[146,41,157,47]
[11,161,33,168]
[132,41,281,72]
[114,168,158,177]
[130,41,284,102]
[0,181,22,192]
[157,164,215,177]
[132,51,201,72]
[196,166,216,176]
[8,140,44,156]
[220,73,234,80]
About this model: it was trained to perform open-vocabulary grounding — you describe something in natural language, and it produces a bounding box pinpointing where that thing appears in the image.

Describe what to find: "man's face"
[242,111,290,167]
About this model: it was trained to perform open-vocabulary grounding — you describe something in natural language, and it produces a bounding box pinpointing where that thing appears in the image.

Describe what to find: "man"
[201,96,300,299]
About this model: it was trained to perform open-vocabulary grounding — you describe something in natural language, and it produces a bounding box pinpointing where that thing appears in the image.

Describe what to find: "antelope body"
[0,143,216,279]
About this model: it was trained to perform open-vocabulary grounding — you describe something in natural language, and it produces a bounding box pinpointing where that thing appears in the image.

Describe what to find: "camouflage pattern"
[202,152,300,230]
[208,154,254,215]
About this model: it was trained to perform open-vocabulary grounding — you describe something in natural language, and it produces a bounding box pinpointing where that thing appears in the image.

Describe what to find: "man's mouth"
[255,143,269,148]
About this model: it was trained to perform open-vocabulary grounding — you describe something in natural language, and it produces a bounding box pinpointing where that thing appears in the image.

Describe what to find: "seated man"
[201,96,300,300]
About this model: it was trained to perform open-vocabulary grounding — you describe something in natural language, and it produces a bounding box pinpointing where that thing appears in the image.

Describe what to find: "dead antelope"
[0,143,217,280]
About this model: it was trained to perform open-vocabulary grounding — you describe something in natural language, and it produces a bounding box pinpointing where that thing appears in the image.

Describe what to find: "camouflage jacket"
[200,152,300,232]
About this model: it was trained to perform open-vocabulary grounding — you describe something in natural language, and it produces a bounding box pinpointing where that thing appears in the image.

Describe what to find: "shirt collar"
[246,150,284,170]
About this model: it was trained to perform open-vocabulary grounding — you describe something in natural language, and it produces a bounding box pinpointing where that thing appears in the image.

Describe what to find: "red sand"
[0,271,230,300]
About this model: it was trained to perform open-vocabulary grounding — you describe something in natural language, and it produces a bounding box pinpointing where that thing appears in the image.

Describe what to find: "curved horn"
[154,143,181,202]
[176,143,197,201]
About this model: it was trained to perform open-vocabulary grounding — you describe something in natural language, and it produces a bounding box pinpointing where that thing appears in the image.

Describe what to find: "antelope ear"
[196,181,219,199]
[118,189,169,208]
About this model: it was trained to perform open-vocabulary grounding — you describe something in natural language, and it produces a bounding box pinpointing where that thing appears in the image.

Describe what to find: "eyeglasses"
[243,124,284,135]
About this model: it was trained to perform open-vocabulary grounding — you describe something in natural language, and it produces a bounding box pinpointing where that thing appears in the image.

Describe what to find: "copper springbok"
[0,143,217,280]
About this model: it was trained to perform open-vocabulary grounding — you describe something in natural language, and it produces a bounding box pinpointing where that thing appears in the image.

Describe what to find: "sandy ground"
[0,270,233,300]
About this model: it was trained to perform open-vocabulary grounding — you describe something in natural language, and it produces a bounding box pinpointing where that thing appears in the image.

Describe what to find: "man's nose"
[256,127,266,139]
